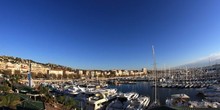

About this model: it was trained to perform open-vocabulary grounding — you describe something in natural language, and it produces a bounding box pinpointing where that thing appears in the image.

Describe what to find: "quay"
[21,79,73,83]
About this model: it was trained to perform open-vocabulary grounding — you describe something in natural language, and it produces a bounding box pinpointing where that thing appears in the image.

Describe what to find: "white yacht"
[123,92,139,100]
[85,89,117,110]
[189,100,220,108]
[106,92,139,110]
[63,85,80,95]
[77,85,86,92]
[106,96,129,110]
[126,96,150,110]
[85,92,109,110]
[166,94,190,107]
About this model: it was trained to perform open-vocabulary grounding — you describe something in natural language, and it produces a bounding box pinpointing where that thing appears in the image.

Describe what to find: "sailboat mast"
[185,66,188,82]
[152,45,157,103]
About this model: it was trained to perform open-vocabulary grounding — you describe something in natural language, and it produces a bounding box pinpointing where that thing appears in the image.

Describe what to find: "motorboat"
[106,92,139,110]
[126,96,150,110]
[189,100,220,108]
[166,94,190,107]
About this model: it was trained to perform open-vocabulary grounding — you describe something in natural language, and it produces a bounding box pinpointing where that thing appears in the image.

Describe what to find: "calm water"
[108,82,203,105]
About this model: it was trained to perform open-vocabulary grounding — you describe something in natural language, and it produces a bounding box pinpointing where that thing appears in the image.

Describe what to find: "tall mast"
[209,57,211,67]
[185,66,188,82]
[169,66,171,77]
[152,45,157,103]
[28,60,32,87]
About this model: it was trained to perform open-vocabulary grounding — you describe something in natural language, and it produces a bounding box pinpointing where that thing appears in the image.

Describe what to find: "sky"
[0,0,220,70]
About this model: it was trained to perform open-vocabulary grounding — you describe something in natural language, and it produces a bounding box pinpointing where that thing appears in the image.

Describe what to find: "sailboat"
[147,45,160,110]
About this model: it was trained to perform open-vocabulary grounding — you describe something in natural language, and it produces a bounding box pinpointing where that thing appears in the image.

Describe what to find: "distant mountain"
[0,55,74,71]
[179,53,220,68]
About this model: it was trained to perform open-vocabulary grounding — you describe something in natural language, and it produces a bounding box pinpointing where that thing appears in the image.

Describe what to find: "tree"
[57,74,62,80]
[62,97,78,110]
[57,95,65,104]
[98,74,104,78]
[109,73,116,77]
[67,74,74,79]
[74,74,81,79]
[2,70,12,77]
[63,73,68,79]
[31,72,37,79]
[38,86,54,103]
[43,73,48,79]
[14,70,20,74]
[20,74,27,79]
[0,94,21,109]
[50,74,57,80]
[37,72,43,78]
[10,74,21,84]
[0,84,11,93]
[57,96,78,110]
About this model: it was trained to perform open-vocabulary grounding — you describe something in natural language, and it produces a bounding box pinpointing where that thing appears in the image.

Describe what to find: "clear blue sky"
[0,0,220,70]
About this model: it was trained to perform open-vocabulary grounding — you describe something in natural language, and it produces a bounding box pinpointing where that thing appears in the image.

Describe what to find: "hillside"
[0,55,74,71]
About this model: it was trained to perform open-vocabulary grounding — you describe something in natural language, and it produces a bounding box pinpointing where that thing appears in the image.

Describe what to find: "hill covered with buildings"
[0,55,148,79]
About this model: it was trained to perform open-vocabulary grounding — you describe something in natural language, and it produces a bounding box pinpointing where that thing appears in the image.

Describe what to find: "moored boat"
[166,94,190,108]
[126,95,150,110]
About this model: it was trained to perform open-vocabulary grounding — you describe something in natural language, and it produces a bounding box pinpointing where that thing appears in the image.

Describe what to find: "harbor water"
[108,82,203,105]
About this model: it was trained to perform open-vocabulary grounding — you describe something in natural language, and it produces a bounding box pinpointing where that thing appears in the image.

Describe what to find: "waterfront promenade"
[21,79,73,83]
[20,76,138,83]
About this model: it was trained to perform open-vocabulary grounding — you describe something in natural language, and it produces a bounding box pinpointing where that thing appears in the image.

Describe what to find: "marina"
[108,81,203,105]
[14,59,220,110]
[37,45,220,110]
[1,59,220,110]
[1,0,220,110]
[1,46,220,110]
[37,78,220,109]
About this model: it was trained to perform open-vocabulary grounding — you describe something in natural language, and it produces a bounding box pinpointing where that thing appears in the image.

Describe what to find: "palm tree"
[63,97,77,110]
[57,95,65,104]
[10,74,21,84]
[0,84,11,94]
[38,86,55,103]
[57,96,78,110]
[0,94,21,109]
